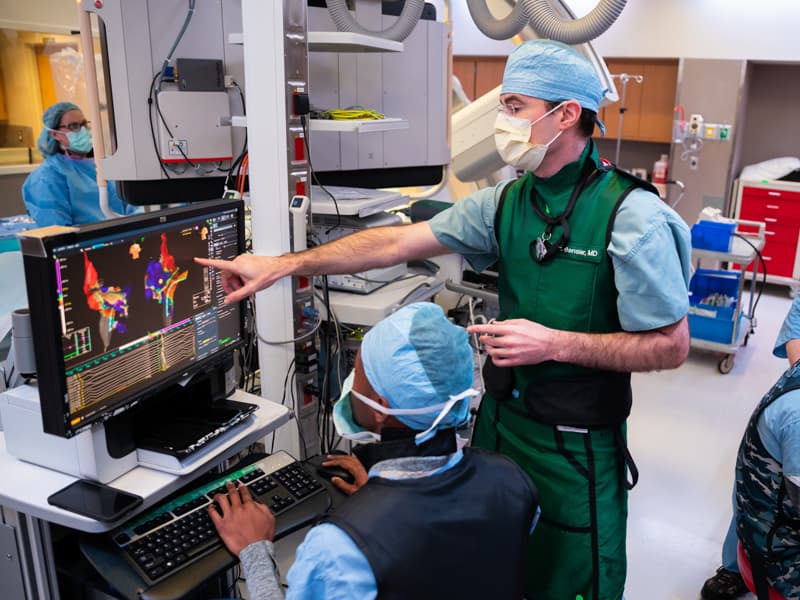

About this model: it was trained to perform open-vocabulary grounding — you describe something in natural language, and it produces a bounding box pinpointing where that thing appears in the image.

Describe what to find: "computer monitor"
[19,199,245,440]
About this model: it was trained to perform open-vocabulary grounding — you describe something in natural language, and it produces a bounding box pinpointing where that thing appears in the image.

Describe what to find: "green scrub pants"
[472,393,629,600]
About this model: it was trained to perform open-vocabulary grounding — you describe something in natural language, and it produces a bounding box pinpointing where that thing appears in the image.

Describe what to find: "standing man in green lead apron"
[195,38,692,600]
[452,41,692,599]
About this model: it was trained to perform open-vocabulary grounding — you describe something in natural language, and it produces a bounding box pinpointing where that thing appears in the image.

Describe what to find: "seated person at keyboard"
[209,302,539,599]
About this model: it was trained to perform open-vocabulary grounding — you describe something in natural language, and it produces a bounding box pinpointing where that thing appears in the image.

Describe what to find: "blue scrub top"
[22,153,138,227]
[428,181,692,332]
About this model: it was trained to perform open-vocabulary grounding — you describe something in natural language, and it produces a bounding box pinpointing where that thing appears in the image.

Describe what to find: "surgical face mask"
[494,102,564,172]
[333,370,477,445]
[50,126,93,155]
[64,127,93,154]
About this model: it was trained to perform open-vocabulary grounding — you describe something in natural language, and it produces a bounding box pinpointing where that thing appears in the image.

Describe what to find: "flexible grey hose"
[466,0,530,41]
[520,0,626,45]
[467,0,626,44]
[326,0,425,42]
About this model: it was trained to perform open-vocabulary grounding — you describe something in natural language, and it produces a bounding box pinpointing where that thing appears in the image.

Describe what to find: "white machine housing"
[307,5,449,178]
[312,211,408,294]
[0,384,136,483]
[156,91,233,163]
[84,0,245,181]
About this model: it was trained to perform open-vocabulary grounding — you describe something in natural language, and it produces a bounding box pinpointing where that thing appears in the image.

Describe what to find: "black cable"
[299,114,341,234]
[272,358,296,454]
[152,0,198,169]
[733,232,767,317]
[290,369,309,458]
[222,81,249,191]
[148,72,171,179]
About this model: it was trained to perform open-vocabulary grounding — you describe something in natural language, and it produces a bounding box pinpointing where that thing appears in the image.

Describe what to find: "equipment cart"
[688,219,766,374]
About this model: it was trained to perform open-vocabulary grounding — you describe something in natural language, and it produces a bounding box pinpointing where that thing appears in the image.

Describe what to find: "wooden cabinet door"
[602,59,644,140]
[453,57,476,100]
[602,58,677,143]
[638,61,679,142]
[474,57,506,98]
[452,56,506,101]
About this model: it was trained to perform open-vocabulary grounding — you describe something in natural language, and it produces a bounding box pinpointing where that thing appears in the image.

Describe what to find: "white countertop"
[0,392,290,533]
[0,163,38,176]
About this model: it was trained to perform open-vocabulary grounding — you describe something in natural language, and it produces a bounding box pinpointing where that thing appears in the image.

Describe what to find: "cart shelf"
[689,220,765,374]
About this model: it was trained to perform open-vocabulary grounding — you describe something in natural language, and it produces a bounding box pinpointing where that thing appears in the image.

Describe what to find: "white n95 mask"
[494,102,564,172]
[332,370,478,445]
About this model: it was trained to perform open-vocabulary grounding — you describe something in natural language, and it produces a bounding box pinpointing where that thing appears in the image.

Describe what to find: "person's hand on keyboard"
[321,455,369,495]
[208,481,275,556]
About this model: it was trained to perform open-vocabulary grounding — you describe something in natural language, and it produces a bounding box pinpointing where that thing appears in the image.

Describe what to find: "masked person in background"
[209,302,539,600]
[197,39,692,599]
[22,101,138,227]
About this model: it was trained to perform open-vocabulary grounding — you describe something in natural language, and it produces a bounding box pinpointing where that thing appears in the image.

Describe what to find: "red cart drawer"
[736,240,796,278]
[741,185,800,203]
[739,196,800,224]
[737,220,800,246]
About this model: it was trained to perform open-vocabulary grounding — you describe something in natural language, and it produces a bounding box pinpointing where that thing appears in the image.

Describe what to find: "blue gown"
[22,153,138,227]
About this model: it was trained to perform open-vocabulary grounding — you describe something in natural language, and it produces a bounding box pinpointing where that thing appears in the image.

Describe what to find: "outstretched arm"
[196,221,448,304]
[469,315,689,372]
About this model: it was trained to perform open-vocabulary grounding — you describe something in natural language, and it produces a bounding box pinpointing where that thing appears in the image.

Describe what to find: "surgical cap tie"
[351,385,478,445]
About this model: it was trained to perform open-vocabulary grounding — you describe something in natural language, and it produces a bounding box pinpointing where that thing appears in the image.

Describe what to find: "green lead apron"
[472,145,653,600]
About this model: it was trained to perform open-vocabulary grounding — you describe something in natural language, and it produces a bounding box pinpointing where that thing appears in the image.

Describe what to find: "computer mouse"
[315,462,356,485]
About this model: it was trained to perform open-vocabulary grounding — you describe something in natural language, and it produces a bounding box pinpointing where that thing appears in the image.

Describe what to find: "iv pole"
[610,73,643,167]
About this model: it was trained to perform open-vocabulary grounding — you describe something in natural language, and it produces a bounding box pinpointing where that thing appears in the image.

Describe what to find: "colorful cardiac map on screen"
[83,252,129,352]
[144,233,188,326]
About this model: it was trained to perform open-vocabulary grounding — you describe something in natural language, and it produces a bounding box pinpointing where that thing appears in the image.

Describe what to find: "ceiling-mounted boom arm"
[467,0,626,44]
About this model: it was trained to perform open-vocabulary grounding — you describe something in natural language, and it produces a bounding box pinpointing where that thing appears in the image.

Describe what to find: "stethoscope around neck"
[528,153,603,264]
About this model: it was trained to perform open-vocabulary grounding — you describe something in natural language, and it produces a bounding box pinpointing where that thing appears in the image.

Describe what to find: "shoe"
[701,567,749,600]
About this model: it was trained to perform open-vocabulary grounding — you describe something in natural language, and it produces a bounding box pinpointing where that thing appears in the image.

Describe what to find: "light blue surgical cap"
[37,101,80,157]
[501,39,607,134]
[360,302,474,431]
[774,294,800,358]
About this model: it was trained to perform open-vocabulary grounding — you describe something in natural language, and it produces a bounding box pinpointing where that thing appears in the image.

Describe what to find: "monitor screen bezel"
[21,199,246,439]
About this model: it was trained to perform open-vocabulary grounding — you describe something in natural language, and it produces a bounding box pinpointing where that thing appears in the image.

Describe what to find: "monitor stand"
[130,367,258,474]
[0,365,259,482]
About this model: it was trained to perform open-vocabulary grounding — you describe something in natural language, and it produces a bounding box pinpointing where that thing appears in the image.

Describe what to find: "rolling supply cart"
[688,218,766,374]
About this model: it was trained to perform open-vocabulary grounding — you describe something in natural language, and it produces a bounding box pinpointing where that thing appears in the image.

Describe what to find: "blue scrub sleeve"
[431,182,691,332]
[286,523,377,599]
[427,183,506,272]
[759,389,800,484]
[608,189,692,331]
[22,163,72,228]
[774,295,800,358]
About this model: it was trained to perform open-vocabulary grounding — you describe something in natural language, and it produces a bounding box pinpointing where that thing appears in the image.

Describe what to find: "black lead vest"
[488,143,658,428]
[323,441,538,600]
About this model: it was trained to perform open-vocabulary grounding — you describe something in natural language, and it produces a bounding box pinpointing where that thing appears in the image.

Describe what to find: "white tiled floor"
[624,284,793,600]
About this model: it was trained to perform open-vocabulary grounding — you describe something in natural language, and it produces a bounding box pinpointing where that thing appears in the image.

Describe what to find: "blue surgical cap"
[360,302,474,431]
[774,295,800,358]
[501,39,607,134]
[37,101,80,157]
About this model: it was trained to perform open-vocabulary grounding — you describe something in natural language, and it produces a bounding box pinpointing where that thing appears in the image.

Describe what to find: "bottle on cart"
[652,154,669,200]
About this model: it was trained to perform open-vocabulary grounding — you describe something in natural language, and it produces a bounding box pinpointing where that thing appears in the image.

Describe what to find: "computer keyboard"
[110,451,331,585]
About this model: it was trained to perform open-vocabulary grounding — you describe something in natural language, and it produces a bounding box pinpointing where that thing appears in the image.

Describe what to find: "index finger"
[238,483,254,502]
[466,323,498,335]
[194,257,234,270]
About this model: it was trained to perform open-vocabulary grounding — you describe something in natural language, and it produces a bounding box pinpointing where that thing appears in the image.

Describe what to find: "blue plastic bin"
[688,268,741,343]
[691,220,736,252]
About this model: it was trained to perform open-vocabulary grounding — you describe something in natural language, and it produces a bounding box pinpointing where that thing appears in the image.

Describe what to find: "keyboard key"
[114,454,329,586]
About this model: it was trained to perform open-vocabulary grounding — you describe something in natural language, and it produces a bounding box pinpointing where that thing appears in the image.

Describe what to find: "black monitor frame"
[20,199,245,439]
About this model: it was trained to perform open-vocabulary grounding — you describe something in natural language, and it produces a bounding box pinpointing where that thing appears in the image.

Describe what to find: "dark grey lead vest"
[323,446,538,600]
[735,362,800,599]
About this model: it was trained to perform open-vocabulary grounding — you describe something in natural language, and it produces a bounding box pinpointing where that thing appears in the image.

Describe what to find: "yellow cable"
[319,108,384,120]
